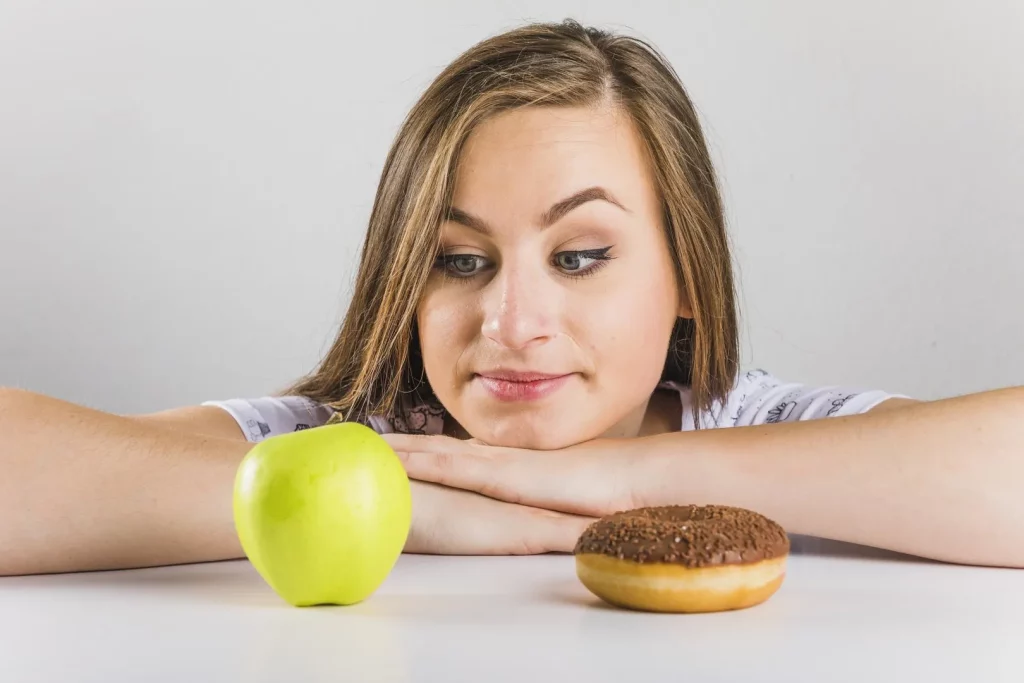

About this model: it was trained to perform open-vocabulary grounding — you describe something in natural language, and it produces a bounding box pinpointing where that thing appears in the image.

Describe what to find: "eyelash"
[433,247,616,281]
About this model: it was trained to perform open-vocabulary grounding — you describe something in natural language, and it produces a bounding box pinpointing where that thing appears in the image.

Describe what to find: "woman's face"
[416,103,689,450]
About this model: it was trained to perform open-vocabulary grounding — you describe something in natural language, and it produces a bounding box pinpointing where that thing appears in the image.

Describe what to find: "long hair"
[285,19,738,429]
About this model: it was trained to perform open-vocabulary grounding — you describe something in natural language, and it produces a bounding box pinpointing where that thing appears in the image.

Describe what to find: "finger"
[384,434,521,499]
[531,509,598,554]
[384,434,506,492]
[384,434,604,517]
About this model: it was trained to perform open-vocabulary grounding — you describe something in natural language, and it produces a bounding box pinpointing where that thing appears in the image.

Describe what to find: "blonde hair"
[286,19,738,429]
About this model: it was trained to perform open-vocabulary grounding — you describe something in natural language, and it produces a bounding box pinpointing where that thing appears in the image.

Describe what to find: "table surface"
[2,536,1022,683]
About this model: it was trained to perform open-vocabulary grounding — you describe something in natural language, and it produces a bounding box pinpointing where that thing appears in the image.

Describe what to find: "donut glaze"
[574,505,790,613]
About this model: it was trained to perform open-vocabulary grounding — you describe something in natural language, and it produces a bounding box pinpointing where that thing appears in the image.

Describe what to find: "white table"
[2,536,1022,682]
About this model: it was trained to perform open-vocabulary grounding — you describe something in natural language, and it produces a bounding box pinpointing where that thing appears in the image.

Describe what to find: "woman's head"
[289,19,738,448]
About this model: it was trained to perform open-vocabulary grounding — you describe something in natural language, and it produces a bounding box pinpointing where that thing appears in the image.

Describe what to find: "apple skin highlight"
[233,422,412,607]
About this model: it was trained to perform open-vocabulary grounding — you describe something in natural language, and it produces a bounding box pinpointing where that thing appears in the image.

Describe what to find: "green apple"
[233,422,411,607]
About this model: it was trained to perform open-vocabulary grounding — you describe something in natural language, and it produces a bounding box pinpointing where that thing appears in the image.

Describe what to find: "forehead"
[451,104,657,217]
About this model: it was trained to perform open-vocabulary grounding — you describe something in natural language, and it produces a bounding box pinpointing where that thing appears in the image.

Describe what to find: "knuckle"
[432,450,456,475]
[513,537,545,555]
[613,491,639,515]
[480,481,519,504]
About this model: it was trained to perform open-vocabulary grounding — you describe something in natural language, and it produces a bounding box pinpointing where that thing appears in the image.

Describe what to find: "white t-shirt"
[203,368,907,443]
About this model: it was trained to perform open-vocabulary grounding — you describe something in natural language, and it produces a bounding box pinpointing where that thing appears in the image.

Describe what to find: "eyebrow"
[445,186,630,236]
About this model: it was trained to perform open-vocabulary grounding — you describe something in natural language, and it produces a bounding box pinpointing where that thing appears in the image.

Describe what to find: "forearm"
[638,387,1024,567]
[0,388,250,576]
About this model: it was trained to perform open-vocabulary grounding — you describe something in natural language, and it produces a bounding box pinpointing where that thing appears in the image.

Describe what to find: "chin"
[480,433,576,450]
[466,415,599,451]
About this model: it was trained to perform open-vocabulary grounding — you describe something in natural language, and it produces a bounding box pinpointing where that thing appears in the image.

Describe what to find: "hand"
[384,433,643,519]
[404,480,596,555]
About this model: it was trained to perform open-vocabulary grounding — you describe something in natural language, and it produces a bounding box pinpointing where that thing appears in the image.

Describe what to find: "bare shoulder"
[126,405,246,441]
[0,387,248,441]
[868,397,921,413]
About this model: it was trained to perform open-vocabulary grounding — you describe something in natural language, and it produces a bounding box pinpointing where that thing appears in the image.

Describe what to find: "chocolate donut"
[574,505,790,613]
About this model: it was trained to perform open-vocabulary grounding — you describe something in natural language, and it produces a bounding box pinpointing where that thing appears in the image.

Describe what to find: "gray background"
[1,0,1021,413]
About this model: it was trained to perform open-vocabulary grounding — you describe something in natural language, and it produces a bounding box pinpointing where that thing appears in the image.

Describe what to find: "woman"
[2,20,1022,576]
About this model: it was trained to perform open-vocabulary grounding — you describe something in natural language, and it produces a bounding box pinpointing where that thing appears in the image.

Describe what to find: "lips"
[477,370,566,382]
[473,371,573,402]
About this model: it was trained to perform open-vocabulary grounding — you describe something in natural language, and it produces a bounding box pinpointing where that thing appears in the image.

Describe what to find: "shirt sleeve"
[684,368,912,429]
[200,395,337,443]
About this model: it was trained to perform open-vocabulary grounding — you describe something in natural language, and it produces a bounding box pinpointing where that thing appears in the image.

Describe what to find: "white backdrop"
[1,0,1021,413]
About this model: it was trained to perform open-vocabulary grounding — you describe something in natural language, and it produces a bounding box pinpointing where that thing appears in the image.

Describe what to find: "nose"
[481,257,558,350]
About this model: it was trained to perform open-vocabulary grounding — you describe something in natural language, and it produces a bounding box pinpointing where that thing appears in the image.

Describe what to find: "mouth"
[473,371,574,402]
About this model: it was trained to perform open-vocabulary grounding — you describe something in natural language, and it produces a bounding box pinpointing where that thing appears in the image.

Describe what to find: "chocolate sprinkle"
[574,505,789,567]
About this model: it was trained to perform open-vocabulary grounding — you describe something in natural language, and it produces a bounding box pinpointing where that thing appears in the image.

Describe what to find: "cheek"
[416,291,475,381]
[591,293,675,358]
[581,255,678,379]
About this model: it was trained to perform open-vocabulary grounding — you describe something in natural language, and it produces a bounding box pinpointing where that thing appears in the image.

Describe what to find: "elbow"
[998,385,1024,419]
[964,542,1024,570]
[924,530,1024,569]
[0,386,32,411]
[0,387,33,431]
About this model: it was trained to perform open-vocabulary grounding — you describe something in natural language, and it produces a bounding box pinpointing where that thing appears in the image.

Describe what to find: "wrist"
[629,431,723,509]
[632,425,837,538]
[630,428,778,517]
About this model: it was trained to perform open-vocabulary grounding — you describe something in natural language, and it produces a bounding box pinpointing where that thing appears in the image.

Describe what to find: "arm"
[123,404,247,440]
[389,387,1024,567]
[639,387,1024,566]
[0,388,252,576]
[1,387,597,572]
